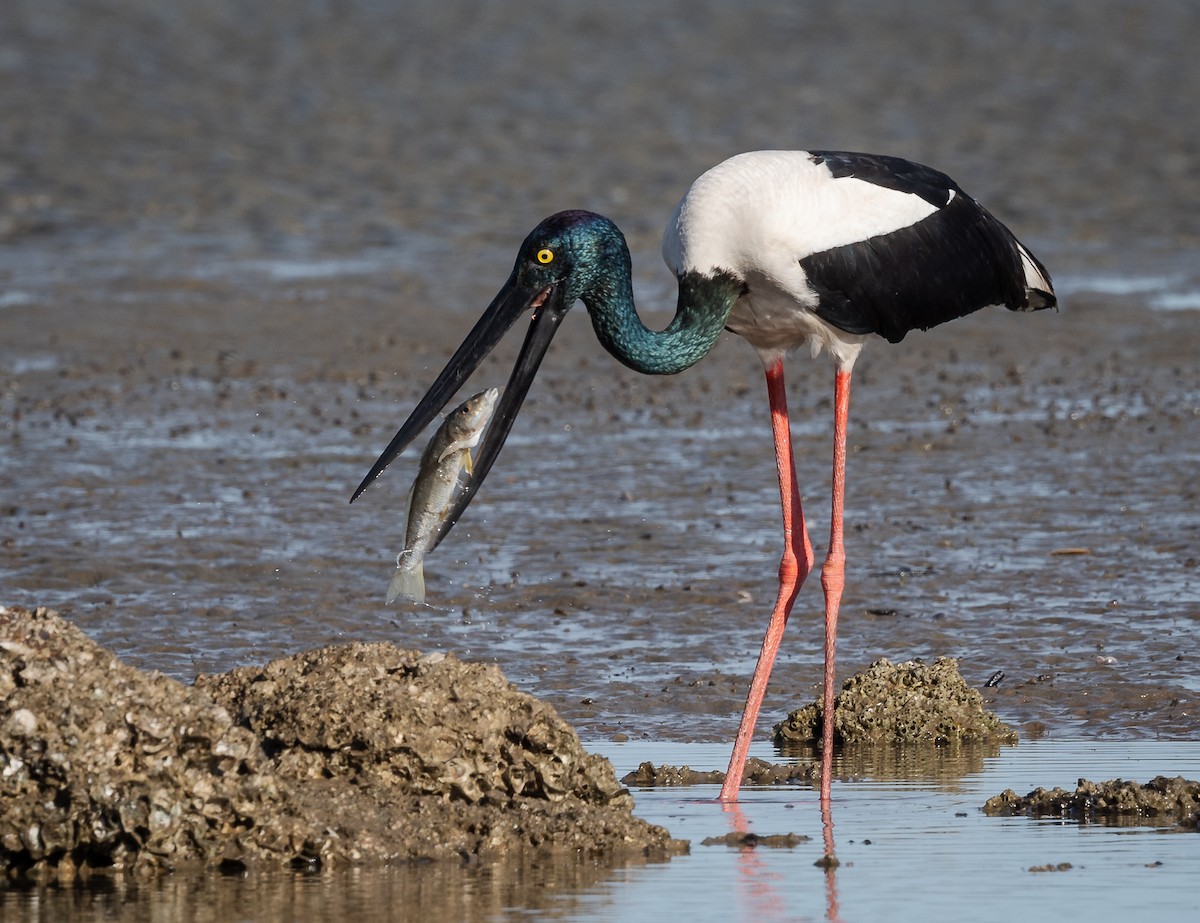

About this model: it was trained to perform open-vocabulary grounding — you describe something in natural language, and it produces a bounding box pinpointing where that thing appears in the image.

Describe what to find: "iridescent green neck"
[583,267,743,375]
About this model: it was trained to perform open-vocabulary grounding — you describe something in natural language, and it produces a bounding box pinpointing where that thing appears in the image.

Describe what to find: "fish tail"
[385,562,426,605]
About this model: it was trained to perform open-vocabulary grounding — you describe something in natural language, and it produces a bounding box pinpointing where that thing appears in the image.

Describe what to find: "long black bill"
[351,276,569,549]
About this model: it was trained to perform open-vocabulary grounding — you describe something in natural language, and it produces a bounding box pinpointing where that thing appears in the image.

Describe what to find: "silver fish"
[386,388,499,604]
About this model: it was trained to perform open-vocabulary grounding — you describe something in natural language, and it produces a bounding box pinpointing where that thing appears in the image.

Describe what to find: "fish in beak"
[350,271,570,553]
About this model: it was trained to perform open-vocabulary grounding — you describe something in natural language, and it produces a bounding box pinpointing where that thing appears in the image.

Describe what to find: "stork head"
[349,210,625,550]
[511,210,628,307]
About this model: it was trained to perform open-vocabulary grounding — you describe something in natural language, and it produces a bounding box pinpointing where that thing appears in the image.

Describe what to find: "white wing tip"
[1018,244,1054,300]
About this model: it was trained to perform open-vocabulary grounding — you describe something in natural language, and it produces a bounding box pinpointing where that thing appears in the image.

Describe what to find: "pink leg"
[819,369,851,809]
[719,359,814,802]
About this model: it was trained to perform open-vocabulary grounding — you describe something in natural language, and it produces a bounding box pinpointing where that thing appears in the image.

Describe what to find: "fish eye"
[535,248,554,265]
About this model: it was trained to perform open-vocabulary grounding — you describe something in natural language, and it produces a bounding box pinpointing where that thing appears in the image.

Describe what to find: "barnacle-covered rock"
[621,757,816,788]
[0,606,273,877]
[0,606,682,880]
[984,775,1200,827]
[772,657,1018,747]
[196,644,626,808]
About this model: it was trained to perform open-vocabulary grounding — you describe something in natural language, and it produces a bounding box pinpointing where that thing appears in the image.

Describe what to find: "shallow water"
[615,740,1200,922]
[2,739,1197,922]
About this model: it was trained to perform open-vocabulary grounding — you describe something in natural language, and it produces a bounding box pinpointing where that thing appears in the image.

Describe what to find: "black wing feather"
[808,150,959,209]
[802,152,1052,343]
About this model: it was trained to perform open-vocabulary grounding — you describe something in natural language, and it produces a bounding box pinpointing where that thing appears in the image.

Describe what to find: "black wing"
[803,151,1055,343]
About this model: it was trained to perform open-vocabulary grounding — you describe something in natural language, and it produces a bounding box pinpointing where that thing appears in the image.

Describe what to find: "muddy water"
[1,0,1198,915]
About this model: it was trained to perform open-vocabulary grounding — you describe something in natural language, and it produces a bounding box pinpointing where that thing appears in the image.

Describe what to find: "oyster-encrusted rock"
[1,605,683,880]
[773,657,1018,747]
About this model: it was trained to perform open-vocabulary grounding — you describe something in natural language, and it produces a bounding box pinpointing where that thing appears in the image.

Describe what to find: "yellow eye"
[536,248,554,264]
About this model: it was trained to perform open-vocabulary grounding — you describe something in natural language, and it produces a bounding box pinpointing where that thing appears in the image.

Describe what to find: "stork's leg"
[719,358,814,801]
[818,369,852,808]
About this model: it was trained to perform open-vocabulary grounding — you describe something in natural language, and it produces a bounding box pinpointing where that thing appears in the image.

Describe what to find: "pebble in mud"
[772,657,1018,747]
[983,776,1200,829]
[0,606,684,881]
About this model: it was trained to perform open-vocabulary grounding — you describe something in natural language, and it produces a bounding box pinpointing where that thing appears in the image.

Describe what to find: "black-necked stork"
[352,150,1056,804]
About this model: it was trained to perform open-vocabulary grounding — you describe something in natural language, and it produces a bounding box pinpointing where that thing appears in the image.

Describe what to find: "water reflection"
[720,797,842,923]
[776,739,1015,788]
[1,851,670,923]
[819,798,841,923]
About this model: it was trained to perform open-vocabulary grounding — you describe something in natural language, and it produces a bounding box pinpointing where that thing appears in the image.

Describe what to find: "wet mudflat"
[2,0,1199,919]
